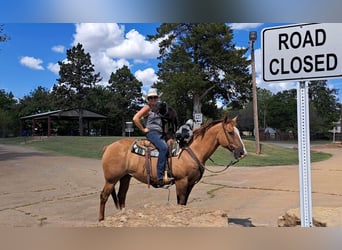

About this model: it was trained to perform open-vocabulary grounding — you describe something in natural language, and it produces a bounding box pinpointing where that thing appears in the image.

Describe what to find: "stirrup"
[156,178,174,189]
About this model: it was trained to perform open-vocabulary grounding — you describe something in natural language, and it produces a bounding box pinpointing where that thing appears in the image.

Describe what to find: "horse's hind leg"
[111,186,119,209]
[118,174,132,210]
[99,181,114,221]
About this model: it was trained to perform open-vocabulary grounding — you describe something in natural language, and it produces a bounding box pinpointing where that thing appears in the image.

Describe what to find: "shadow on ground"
[228,217,255,227]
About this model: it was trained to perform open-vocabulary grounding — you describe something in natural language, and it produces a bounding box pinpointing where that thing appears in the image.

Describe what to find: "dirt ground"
[0,142,342,227]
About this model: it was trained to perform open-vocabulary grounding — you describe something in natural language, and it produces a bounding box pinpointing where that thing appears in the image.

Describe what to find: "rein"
[206,157,239,173]
[201,120,240,173]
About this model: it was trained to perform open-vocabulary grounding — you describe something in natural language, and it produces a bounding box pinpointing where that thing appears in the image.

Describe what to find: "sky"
[1,22,342,103]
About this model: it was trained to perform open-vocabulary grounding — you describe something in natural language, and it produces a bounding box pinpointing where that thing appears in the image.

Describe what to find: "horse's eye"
[228,131,235,136]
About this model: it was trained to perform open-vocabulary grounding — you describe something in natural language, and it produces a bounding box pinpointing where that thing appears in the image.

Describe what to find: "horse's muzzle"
[234,149,247,160]
[238,153,247,160]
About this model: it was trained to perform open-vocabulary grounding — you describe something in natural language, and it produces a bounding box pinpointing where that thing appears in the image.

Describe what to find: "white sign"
[194,113,202,124]
[262,23,342,82]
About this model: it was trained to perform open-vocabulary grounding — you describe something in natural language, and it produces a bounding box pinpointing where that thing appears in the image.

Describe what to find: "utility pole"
[249,31,261,154]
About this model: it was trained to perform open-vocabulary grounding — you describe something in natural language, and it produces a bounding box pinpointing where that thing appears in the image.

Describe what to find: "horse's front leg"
[175,178,191,205]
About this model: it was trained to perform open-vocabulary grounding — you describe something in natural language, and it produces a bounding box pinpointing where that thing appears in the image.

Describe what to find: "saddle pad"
[131,140,159,157]
[131,139,181,157]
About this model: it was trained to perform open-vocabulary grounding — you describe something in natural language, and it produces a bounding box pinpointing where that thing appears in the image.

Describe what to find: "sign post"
[297,81,313,227]
[262,23,342,227]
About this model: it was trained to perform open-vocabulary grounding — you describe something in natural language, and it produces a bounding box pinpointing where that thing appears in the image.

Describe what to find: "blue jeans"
[146,130,168,180]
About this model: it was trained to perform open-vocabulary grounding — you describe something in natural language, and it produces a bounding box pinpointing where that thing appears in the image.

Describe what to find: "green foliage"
[53,43,102,110]
[0,24,10,43]
[2,27,341,139]
[18,86,55,117]
[309,80,340,138]
[267,89,297,132]
[0,89,18,137]
[150,23,251,122]
[107,65,144,135]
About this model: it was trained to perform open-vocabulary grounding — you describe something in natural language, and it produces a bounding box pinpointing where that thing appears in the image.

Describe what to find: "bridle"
[221,121,237,152]
[182,120,240,176]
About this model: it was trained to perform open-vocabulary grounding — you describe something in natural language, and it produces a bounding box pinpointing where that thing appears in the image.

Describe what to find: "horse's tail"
[110,186,119,209]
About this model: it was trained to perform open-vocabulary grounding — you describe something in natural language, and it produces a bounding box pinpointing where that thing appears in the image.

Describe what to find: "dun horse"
[99,115,247,221]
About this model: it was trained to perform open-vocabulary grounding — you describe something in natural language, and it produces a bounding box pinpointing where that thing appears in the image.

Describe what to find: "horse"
[98,115,247,221]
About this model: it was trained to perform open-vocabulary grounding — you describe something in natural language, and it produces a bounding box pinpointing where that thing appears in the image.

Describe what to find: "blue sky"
[1,23,342,102]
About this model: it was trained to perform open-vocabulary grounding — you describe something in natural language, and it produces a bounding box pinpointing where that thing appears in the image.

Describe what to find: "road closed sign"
[262,23,342,82]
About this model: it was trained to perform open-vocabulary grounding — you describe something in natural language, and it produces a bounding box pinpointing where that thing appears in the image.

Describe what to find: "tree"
[0,89,17,137]
[18,86,55,116]
[309,81,339,123]
[0,24,10,45]
[52,43,102,135]
[149,23,251,122]
[267,89,297,132]
[257,88,273,128]
[107,65,144,135]
[16,86,55,136]
[308,80,340,138]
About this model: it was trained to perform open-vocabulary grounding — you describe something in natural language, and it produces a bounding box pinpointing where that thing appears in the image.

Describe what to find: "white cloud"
[71,23,160,85]
[106,29,159,59]
[134,68,158,88]
[20,56,44,70]
[47,62,60,74]
[259,81,297,94]
[230,23,263,30]
[92,52,130,80]
[73,23,125,53]
[52,45,65,53]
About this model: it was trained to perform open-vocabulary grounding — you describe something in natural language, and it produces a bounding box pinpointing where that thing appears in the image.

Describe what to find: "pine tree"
[149,23,251,122]
[53,43,102,135]
[107,65,143,135]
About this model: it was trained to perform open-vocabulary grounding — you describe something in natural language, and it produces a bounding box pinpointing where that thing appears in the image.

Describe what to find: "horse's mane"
[193,119,223,139]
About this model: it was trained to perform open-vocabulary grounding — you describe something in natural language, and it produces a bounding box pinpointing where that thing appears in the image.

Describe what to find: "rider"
[133,88,174,188]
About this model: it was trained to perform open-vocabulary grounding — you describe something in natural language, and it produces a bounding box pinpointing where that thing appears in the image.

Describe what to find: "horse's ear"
[223,114,229,123]
[231,116,238,126]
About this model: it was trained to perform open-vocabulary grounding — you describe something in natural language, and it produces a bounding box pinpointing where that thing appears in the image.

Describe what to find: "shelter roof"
[20,109,107,120]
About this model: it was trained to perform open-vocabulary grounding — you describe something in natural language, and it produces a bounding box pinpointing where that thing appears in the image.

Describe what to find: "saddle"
[131,139,180,157]
[131,139,180,188]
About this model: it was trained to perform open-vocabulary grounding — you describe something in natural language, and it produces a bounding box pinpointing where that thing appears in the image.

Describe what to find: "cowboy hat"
[142,88,163,99]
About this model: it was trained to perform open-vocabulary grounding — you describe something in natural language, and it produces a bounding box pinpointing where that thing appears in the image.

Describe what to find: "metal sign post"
[297,81,313,227]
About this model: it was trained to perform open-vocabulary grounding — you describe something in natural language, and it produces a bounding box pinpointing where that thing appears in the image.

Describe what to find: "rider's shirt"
[144,105,163,133]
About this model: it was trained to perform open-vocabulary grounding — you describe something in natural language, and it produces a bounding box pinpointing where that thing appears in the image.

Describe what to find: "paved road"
[0,143,341,227]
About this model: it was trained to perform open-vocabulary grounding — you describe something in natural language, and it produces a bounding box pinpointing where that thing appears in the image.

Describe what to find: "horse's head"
[219,115,247,160]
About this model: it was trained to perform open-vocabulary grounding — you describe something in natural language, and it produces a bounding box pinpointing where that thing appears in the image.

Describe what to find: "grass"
[0,136,332,167]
